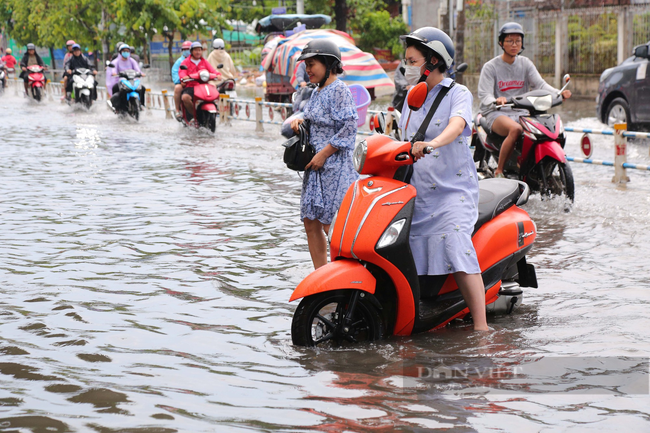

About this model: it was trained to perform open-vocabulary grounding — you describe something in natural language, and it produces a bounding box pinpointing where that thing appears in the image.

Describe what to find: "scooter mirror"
[375,112,387,134]
[217,64,224,69]
[106,63,115,68]
[456,62,468,73]
[179,65,188,70]
[407,82,428,112]
[563,74,571,84]
[142,64,151,69]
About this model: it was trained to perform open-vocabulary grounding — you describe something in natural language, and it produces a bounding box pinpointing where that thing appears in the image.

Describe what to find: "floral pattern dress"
[300,79,359,224]
[398,77,480,275]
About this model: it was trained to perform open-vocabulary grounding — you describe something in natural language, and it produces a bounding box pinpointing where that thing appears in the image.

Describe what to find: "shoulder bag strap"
[410,81,455,144]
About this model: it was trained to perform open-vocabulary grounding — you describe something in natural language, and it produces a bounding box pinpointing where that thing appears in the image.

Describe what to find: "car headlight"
[199,70,210,82]
[528,95,552,111]
[353,139,367,173]
[376,219,406,249]
[327,210,338,243]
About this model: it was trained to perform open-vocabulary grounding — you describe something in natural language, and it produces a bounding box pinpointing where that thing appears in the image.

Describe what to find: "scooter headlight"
[527,95,552,111]
[327,210,338,243]
[521,118,543,136]
[376,219,406,249]
[199,70,210,82]
[353,139,367,173]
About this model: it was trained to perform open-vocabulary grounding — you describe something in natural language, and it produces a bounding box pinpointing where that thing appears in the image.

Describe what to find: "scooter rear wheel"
[291,290,384,347]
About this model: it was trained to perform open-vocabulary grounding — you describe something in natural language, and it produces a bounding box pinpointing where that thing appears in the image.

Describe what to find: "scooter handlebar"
[423,146,434,154]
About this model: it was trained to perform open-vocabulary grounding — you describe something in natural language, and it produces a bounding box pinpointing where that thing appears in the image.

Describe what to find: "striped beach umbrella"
[261,29,395,95]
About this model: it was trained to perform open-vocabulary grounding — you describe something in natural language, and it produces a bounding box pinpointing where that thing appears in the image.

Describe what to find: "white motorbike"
[70,68,96,108]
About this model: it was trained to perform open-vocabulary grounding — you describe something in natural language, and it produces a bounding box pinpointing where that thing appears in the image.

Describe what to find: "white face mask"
[404,65,422,86]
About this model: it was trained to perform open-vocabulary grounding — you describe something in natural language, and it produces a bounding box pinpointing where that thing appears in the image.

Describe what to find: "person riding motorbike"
[398,26,489,331]
[108,45,146,112]
[1,48,17,88]
[172,41,192,120]
[111,42,125,62]
[129,46,141,63]
[64,43,97,101]
[207,38,236,84]
[60,40,76,99]
[478,22,572,178]
[179,42,220,121]
[0,58,6,89]
[63,40,75,65]
[19,43,46,96]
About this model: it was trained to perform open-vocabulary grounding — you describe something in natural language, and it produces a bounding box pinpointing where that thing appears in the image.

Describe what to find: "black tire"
[472,134,485,163]
[129,98,139,121]
[541,159,575,202]
[291,290,384,347]
[32,86,41,101]
[606,97,631,129]
[207,113,216,133]
[80,94,91,109]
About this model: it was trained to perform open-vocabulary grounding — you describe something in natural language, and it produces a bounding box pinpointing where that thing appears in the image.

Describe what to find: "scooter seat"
[474,178,528,234]
[477,115,506,149]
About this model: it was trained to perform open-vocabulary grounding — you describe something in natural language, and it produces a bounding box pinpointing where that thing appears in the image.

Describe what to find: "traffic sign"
[581,133,593,158]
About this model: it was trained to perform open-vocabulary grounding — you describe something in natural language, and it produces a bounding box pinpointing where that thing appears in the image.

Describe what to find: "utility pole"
[297,0,304,14]
[455,0,465,84]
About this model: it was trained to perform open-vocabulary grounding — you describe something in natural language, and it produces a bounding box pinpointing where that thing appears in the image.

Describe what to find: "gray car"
[596,42,650,130]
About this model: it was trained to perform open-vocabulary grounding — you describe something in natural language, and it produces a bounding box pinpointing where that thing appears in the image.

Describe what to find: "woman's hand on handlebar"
[412,140,437,160]
[290,118,304,133]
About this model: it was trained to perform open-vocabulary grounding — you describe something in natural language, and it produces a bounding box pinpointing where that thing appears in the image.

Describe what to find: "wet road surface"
[0,92,649,432]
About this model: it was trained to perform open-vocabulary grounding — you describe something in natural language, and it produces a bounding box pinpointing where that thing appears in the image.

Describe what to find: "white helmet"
[212,38,225,50]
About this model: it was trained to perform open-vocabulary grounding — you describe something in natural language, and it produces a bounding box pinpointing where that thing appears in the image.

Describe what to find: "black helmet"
[297,39,342,87]
[297,39,342,63]
[401,27,455,69]
[498,22,525,49]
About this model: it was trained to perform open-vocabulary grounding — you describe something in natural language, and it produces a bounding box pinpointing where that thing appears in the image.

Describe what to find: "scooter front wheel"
[291,290,384,347]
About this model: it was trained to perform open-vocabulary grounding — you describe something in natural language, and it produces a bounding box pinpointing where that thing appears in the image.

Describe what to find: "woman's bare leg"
[303,218,328,269]
[454,272,489,331]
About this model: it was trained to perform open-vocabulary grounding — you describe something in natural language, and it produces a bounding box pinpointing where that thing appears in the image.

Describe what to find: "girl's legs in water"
[454,272,489,331]
[303,218,330,269]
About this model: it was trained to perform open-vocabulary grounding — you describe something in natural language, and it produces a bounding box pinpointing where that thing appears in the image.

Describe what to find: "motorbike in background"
[177,64,221,132]
[106,62,150,121]
[26,65,46,101]
[473,74,575,202]
[0,66,6,94]
[70,68,96,109]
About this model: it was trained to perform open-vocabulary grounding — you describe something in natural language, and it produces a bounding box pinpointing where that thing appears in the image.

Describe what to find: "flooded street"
[0,93,649,432]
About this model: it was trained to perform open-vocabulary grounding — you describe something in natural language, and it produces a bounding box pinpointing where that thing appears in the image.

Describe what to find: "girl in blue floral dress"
[290,40,359,269]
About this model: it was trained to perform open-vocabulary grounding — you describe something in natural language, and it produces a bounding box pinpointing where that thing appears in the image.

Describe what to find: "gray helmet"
[26,43,36,50]
[401,27,454,69]
[297,39,341,64]
[498,22,525,50]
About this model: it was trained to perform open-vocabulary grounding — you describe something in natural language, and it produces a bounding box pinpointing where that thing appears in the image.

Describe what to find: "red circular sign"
[580,134,593,158]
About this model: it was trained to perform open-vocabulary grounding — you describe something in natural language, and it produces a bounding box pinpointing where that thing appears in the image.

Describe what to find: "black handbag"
[282,119,315,171]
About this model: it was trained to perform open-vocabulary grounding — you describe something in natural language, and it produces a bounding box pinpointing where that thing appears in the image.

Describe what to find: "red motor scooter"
[26,65,46,101]
[473,74,574,201]
[178,64,221,132]
[290,82,538,347]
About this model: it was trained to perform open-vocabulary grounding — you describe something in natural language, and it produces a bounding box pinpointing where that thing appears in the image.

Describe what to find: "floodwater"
[0,90,649,432]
